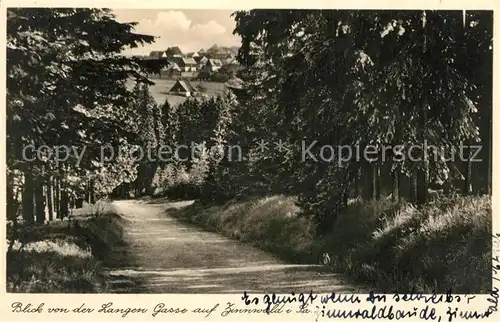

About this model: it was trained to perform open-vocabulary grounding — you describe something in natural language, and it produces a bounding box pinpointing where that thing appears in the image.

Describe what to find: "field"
[139,77,227,106]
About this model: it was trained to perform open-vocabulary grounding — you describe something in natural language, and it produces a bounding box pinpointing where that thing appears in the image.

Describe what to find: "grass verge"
[6,201,128,293]
[169,194,492,293]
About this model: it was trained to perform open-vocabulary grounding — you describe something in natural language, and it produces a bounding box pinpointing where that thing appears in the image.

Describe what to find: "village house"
[201,58,223,74]
[168,62,182,71]
[178,57,198,72]
[168,79,196,97]
[162,62,182,78]
[149,50,168,59]
[165,46,184,58]
[186,51,200,58]
[196,56,208,68]
[193,55,204,63]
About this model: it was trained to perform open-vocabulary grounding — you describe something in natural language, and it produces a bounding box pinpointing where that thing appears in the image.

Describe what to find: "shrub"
[6,203,128,293]
[171,194,491,293]
[323,195,491,292]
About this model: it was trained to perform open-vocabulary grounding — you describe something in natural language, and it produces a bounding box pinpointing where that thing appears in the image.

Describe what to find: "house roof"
[169,80,196,93]
[149,51,164,57]
[167,62,181,71]
[181,57,197,66]
[186,52,200,58]
[169,56,182,65]
[165,46,183,56]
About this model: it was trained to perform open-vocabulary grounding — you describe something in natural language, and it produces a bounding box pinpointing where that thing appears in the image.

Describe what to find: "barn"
[168,79,196,97]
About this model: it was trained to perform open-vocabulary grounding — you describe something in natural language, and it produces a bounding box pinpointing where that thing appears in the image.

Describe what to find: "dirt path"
[105,199,366,294]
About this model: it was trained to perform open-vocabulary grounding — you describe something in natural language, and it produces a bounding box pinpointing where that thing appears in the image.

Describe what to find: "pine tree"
[7,8,167,220]
[232,9,490,226]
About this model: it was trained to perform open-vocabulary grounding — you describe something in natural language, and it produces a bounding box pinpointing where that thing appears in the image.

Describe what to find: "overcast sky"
[113,9,241,55]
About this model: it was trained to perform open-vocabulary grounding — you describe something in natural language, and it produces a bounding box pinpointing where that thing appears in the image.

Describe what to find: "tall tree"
[7,8,167,221]
[232,9,489,227]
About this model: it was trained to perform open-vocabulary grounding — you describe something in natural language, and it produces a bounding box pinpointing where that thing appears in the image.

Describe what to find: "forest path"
[105,199,366,294]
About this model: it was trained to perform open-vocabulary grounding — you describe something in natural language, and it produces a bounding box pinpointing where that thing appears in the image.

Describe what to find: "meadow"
[143,77,227,105]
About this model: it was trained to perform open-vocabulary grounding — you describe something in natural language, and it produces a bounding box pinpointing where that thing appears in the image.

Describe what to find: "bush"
[196,83,207,92]
[322,195,491,293]
[6,204,128,293]
[171,194,492,293]
[210,71,230,83]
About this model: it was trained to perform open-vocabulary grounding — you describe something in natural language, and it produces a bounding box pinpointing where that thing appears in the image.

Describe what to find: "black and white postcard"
[1,1,498,321]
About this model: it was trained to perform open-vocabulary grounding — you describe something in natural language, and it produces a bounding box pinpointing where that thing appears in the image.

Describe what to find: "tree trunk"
[7,171,20,253]
[409,170,417,203]
[392,170,400,202]
[363,163,374,200]
[59,168,68,219]
[375,163,381,200]
[7,171,18,220]
[54,177,61,219]
[416,166,427,205]
[354,168,361,198]
[416,95,428,205]
[89,179,95,204]
[69,191,75,210]
[22,170,35,224]
[415,15,428,206]
[34,171,45,225]
[60,189,69,219]
[85,179,90,203]
[46,176,54,221]
[463,139,473,195]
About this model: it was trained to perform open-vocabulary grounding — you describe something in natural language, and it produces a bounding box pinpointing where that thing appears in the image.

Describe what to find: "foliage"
[152,92,236,200]
[7,8,167,221]
[196,83,208,93]
[210,71,231,83]
[230,9,492,227]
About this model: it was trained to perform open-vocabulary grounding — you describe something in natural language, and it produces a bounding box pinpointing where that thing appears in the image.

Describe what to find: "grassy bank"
[6,201,128,293]
[169,195,492,293]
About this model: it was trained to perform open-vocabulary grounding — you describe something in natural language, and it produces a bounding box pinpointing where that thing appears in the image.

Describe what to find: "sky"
[113,9,241,56]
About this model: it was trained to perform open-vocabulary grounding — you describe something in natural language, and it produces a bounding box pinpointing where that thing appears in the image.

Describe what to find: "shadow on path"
[104,199,367,294]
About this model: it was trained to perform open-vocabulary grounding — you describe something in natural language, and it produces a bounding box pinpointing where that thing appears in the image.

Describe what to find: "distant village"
[133,44,243,83]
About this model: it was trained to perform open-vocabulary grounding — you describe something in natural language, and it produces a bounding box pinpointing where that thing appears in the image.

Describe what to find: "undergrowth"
[170,194,492,293]
[6,202,128,293]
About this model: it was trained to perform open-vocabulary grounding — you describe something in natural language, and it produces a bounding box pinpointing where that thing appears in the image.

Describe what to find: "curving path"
[105,199,366,294]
